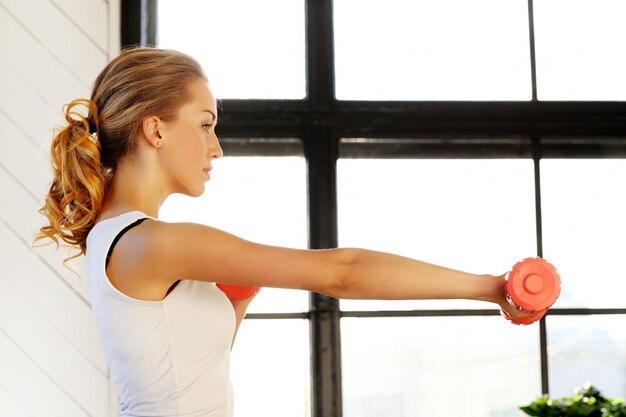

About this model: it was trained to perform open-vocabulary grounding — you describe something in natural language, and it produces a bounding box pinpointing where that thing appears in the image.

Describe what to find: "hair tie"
[88,117,99,135]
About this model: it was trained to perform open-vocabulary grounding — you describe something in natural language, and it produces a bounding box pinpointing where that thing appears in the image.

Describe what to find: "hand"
[495,273,547,325]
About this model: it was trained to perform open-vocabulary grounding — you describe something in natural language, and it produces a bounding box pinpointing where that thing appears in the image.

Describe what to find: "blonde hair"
[35,47,207,261]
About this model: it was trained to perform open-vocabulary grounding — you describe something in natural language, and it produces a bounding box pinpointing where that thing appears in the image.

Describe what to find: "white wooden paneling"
[0,55,60,150]
[48,0,109,52]
[0,0,107,86]
[0,0,119,414]
[0,386,31,417]
[108,0,120,59]
[0,157,94,305]
[0,330,88,417]
[0,180,103,371]
[0,6,90,109]
[0,110,52,202]
[0,276,109,416]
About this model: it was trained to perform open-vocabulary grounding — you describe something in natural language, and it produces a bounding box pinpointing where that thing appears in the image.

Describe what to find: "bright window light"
[160,156,309,313]
[534,0,626,100]
[541,159,626,308]
[158,0,306,99]
[338,157,537,311]
[231,319,310,417]
[333,0,532,100]
[342,316,541,416]
[548,315,626,400]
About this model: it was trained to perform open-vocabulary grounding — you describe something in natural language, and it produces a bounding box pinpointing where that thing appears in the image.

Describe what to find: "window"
[158,0,306,99]
[533,0,626,100]
[342,317,541,416]
[231,319,310,417]
[159,149,310,416]
[334,0,532,101]
[541,159,626,309]
[338,157,536,311]
[123,1,626,416]
[160,154,310,314]
[548,315,626,399]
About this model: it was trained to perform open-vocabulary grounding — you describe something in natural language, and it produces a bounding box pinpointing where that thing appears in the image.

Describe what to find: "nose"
[208,130,223,159]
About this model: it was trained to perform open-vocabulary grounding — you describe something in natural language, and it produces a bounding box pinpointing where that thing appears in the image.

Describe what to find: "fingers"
[500,307,547,325]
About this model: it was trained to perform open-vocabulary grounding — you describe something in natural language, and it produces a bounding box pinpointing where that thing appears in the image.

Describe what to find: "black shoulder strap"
[105,218,149,268]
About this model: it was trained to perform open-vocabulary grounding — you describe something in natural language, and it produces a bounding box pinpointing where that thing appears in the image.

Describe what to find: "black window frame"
[123,1,626,416]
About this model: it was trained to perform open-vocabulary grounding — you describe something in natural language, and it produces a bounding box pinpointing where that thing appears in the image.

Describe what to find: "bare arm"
[332,248,503,302]
[127,221,509,310]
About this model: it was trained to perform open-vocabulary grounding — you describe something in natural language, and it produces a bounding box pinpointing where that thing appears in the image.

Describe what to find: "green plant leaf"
[520,384,626,417]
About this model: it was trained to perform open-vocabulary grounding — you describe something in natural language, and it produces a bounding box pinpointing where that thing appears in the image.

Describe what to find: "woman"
[36,47,538,417]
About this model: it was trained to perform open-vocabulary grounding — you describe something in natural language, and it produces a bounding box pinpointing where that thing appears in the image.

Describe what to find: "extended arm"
[130,221,510,310]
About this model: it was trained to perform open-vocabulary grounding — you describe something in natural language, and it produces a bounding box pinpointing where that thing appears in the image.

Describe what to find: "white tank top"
[86,211,236,417]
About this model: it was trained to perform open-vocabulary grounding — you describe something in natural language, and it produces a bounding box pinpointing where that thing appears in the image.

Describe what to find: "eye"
[202,123,213,132]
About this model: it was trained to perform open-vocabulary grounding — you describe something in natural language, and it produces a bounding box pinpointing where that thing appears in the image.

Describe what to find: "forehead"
[183,78,217,116]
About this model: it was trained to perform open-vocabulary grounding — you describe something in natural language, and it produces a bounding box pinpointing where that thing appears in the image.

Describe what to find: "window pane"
[548,315,626,400]
[334,0,531,101]
[160,156,309,313]
[534,0,626,100]
[338,158,536,311]
[158,0,305,99]
[541,159,626,308]
[231,319,310,417]
[342,317,541,417]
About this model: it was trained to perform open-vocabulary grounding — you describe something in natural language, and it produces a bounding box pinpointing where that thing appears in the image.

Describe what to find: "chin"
[190,185,205,197]
[177,184,205,198]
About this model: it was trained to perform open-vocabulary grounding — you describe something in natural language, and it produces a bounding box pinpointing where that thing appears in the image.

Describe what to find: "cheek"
[182,131,206,159]
[168,135,203,170]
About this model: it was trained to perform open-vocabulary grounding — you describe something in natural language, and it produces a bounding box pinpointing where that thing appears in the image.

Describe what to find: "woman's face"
[160,78,223,197]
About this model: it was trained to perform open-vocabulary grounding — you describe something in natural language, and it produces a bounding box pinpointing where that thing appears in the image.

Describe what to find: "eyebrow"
[202,109,217,122]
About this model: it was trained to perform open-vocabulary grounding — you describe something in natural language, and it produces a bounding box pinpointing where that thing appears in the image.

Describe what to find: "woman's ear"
[140,115,163,148]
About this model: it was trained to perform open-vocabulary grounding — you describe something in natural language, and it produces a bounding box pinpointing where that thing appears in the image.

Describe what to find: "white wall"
[0,0,120,415]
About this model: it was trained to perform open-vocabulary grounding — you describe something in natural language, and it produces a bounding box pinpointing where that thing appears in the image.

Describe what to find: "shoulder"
[109,217,347,295]
[104,218,174,300]
[110,219,248,281]
[110,219,203,269]
[104,219,228,299]
[134,219,247,254]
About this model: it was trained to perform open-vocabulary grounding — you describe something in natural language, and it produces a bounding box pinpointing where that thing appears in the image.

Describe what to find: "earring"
[156,141,162,147]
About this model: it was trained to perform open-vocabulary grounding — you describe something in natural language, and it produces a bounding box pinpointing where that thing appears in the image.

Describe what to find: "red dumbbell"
[216,283,261,301]
[501,257,561,325]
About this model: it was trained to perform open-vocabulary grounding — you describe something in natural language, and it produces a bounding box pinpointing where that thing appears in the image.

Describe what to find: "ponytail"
[35,47,208,265]
[35,99,106,261]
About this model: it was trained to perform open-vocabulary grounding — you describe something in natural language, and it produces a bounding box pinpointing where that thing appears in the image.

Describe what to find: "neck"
[99,153,168,220]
